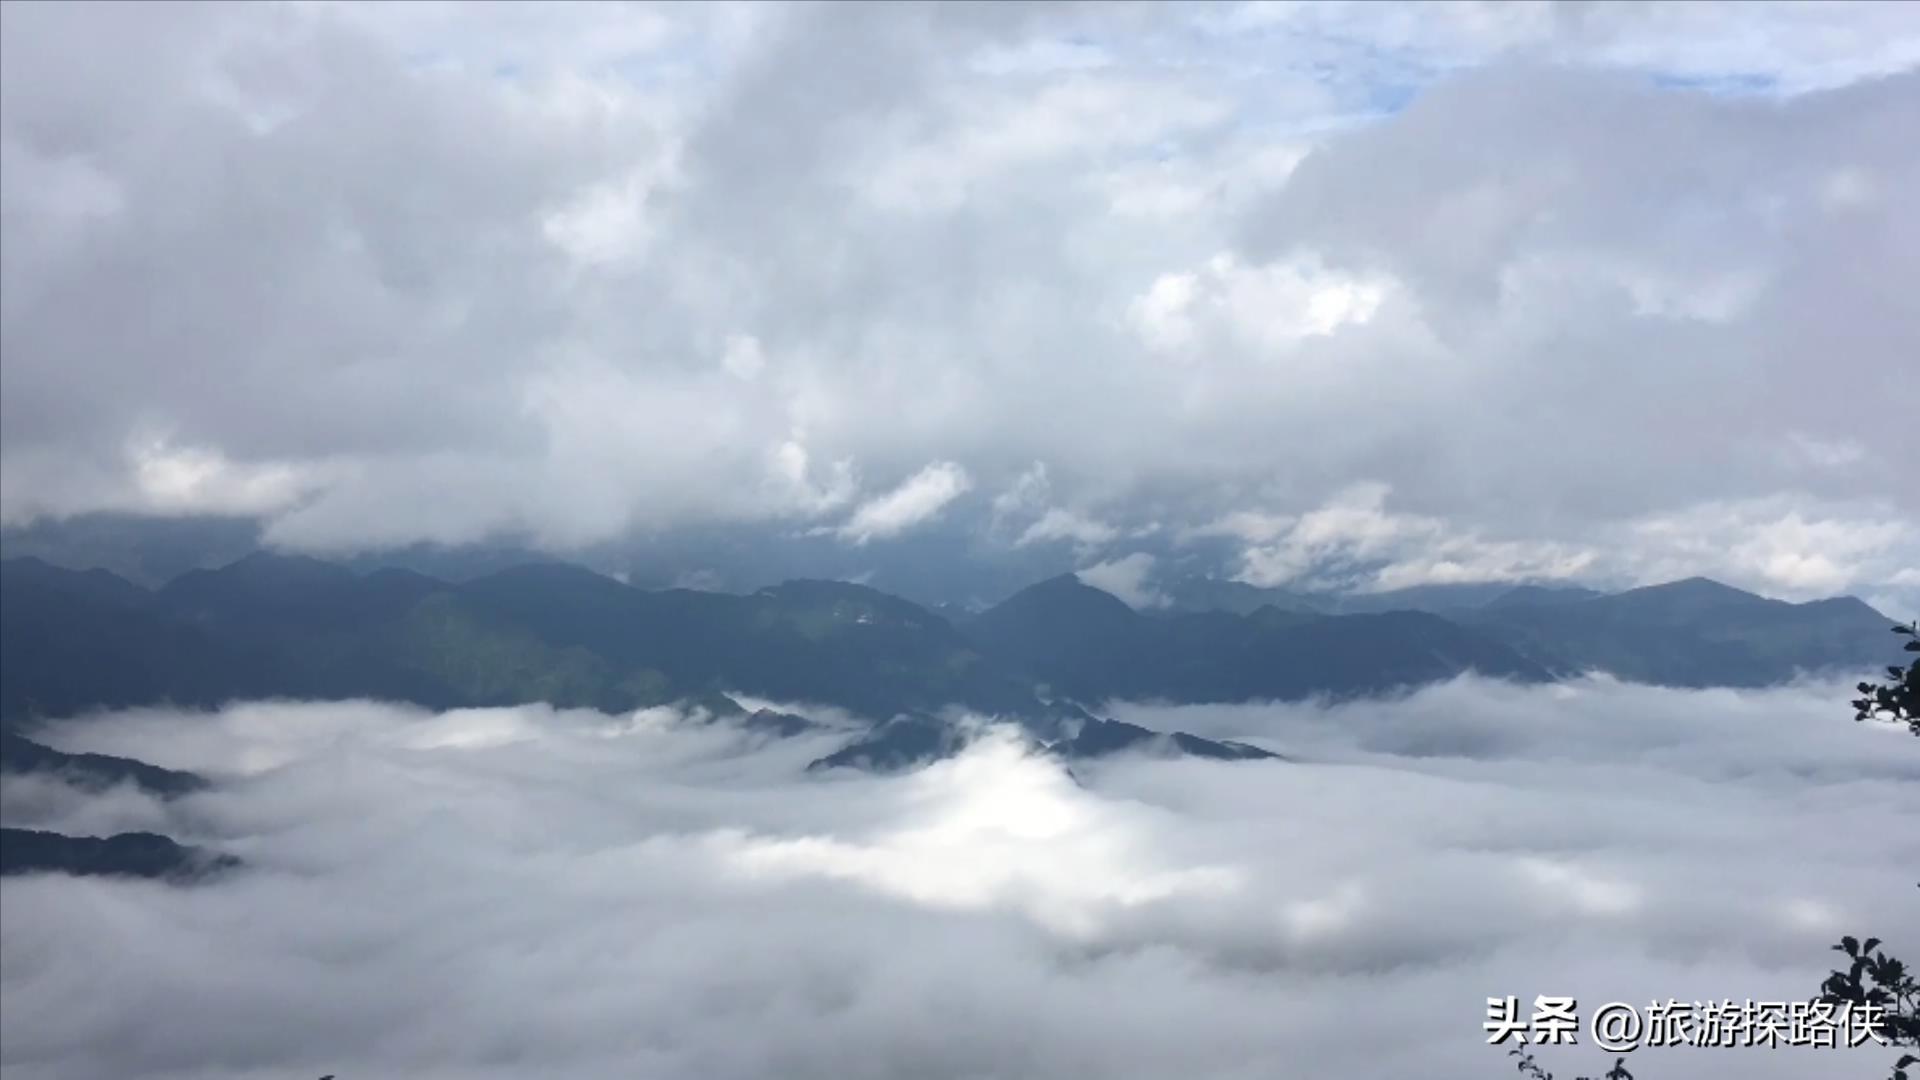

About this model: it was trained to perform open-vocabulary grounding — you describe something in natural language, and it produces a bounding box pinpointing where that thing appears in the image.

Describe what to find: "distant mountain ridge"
[1,731,208,798]
[966,574,1554,703]
[0,827,239,882]
[1456,576,1895,686]
[1,555,1895,738]
[1161,577,1538,617]
[0,555,1278,773]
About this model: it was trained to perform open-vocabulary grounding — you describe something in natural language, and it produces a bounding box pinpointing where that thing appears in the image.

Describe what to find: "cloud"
[0,2,1914,607]
[1219,0,1920,95]
[1622,496,1915,597]
[1128,254,1392,355]
[837,461,972,544]
[1017,508,1121,549]
[719,332,767,382]
[1221,483,1597,592]
[1076,552,1168,610]
[991,463,1121,551]
[1197,484,1916,608]
[3,682,1915,1079]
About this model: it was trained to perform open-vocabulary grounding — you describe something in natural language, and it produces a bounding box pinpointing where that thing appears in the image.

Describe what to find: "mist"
[3,678,1916,1080]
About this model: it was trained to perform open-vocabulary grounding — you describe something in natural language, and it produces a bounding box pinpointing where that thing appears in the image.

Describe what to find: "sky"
[1,1,1917,610]
[3,678,1916,1079]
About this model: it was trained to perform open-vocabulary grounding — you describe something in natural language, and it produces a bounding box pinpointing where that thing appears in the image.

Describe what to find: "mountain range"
[3,553,1895,732]
[1,552,1898,882]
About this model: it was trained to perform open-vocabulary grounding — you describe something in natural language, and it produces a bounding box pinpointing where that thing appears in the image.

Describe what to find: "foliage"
[1854,621,1920,737]
[1822,934,1920,1080]
[1506,1048,1631,1079]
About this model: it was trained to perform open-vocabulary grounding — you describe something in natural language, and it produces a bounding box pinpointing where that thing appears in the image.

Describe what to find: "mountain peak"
[161,552,358,596]
[970,575,1141,642]
[1484,584,1603,609]
[1609,576,1771,610]
[226,550,354,578]
[1,557,149,603]
[1793,594,1889,619]
[1012,572,1136,612]
[762,578,891,601]
[1669,575,1740,591]
[467,562,626,592]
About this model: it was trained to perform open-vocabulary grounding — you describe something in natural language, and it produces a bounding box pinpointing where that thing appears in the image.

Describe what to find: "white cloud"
[990,462,1054,522]
[4,683,1915,1079]
[1017,508,1120,549]
[837,461,972,544]
[0,2,1913,592]
[1182,509,1298,546]
[1211,484,1915,604]
[1130,254,1391,355]
[1227,483,1596,592]
[769,438,856,518]
[990,463,1122,551]
[1077,552,1168,610]
[855,75,1228,214]
[719,332,767,381]
[128,440,318,518]
[1130,271,1202,352]
[544,173,660,266]
[0,438,324,523]
[1787,432,1867,469]
[1622,497,1912,598]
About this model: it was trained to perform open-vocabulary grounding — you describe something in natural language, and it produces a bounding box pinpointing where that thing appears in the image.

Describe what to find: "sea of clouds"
[3,677,1917,1080]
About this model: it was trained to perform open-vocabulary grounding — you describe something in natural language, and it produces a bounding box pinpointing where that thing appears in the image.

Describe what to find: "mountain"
[1164,577,1546,617]
[1482,584,1606,609]
[1163,577,1327,616]
[808,714,974,772]
[1,556,1036,731]
[1085,571,1897,693]
[806,710,1279,772]
[1463,577,1895,686]
[446,567,1037,719]
[0,827,240,882]
[966,574,1552,703]
[1,556,1897,753]
[0,513,262,588]
[1,731,208,798]
[0,557,274,722]
[1046,716,1278,762]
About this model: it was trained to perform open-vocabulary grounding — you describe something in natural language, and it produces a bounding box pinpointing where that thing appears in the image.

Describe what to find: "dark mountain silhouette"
[0,556,280,720]
[1046,715,1278,762]
[808,714,974,772]
[805,708,1278,772]
[1483,584,1606,609]
[1462,577,1894,686]
[966,573,1553,702]
[0,555,1895,763]
[0,827,239,882]
[1163,577,1532,617]
[1,731,207,798]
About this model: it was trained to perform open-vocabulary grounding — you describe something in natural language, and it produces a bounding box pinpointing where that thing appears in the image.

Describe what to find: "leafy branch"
[1506,1048,1631,1080]
[1853,621,1919,737]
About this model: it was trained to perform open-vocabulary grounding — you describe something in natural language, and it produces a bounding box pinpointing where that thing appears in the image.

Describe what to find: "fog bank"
[3,678,1916,1079]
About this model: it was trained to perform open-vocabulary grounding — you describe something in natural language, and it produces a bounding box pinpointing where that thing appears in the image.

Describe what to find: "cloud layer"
[2,3,1917,607]
[4,680,1916,1079]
